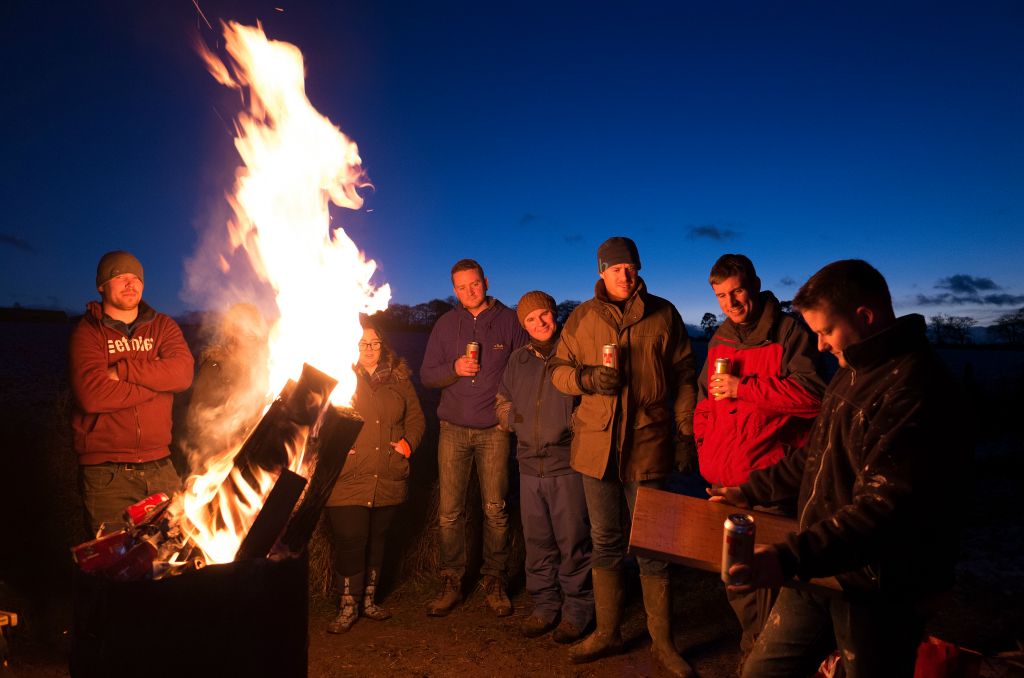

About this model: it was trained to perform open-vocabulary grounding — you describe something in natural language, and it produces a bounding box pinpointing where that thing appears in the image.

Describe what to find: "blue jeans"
[521,472,594,629]
[742,588,925,678]
[79,458,181,534]
[581,474,668,576]
[437,421,511,580]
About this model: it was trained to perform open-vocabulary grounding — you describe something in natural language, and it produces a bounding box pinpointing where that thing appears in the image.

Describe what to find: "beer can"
[466,341,480,362]
[124,492,171,527]
[721,513,755,584]
[602,344,618,369]
[714,357,731,375]
[72,530,133,573]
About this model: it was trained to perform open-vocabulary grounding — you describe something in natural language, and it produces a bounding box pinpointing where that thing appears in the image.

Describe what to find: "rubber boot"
[327,577,359,634]
[362,568,392,621]
[569,568,624,664]
[640,574,695,677]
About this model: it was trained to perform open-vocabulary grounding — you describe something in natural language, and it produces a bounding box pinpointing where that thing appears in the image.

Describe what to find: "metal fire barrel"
[70,553,308,677]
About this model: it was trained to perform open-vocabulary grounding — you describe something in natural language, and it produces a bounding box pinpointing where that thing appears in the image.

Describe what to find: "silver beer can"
[466,341,480,362]
[602,344,618,369]
[714,357,731,375]
[721,513,755,584]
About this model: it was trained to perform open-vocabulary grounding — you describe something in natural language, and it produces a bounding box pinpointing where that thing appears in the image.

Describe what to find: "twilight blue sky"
[2,1,1021,325]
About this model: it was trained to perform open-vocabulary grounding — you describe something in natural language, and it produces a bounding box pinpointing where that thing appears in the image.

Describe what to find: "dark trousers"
[581,473,668,576]
[520,472,594,629]
[79,458,180,534]
[325,504,399,597]
[742,588,926,678]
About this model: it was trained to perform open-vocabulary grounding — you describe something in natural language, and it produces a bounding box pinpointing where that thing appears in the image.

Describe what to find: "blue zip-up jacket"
[420,298,527,429]
[496,341,578,477]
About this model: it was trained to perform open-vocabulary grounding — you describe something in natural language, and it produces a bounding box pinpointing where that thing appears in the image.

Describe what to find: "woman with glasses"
[325,317,425,633]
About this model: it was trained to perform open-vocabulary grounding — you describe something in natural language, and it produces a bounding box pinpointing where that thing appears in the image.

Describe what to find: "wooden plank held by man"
[628,486,841,594]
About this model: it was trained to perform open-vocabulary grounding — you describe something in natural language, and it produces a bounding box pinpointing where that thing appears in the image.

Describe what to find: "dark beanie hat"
[597,237,641,273]
[96,251,144,287]
[516,290,556,327]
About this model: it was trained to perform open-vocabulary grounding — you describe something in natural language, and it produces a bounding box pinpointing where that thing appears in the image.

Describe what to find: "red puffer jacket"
[694,292,825,486]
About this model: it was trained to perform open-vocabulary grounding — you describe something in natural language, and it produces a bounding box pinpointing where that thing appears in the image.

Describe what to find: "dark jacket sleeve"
[70,322,159,413]
[740,444,807,508]
[775,389,923,581]
[736,320,823,417]
[549,313,585,396]
[669,308,697,437]
[120,316,195,393]
[398,378,426,452]
[420,317,459,389]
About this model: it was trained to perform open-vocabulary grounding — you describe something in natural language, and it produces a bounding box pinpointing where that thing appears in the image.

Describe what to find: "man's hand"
[106,366,120,382]
[577,365,620,395]
[674,435,698,474]
[707,485,749,507]
[726,544,785,593]
[495,398,514,432]
[710,374,739,400]
[454,355,480,377]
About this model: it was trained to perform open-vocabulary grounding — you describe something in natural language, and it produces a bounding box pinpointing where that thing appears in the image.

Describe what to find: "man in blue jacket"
[420,259,528,617]
[496,291,594,643]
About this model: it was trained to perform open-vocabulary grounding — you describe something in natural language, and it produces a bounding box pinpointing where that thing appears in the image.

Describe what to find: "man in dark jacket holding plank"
[710,259,968,678]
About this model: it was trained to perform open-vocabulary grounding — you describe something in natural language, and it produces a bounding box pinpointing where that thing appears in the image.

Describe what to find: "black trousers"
[325,504,399,596]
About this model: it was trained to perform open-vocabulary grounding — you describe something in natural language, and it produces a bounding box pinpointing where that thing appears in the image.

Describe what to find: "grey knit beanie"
[597,237,641,273]
[96,251,144,287]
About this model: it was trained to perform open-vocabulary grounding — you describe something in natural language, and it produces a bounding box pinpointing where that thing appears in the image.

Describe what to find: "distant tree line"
[930,308,1024,346]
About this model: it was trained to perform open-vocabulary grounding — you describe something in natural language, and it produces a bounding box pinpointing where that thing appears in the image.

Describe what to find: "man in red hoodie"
[693,254,825,656]
[70,251,194,533]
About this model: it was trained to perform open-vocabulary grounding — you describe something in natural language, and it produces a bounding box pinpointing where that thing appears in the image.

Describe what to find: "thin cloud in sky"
[779,276,796,287]
[0,234,34,253]
[917,273,1024,306]
[686,224,738,241]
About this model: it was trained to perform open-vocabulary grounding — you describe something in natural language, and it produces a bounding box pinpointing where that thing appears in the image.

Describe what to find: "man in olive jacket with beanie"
[70,251,194,533]
[549,237,698,677]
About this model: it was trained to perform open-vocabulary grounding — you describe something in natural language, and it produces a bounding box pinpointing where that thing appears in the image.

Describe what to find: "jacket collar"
[594,277,647,319]
[717,291,780,346]
[843,314,928,371]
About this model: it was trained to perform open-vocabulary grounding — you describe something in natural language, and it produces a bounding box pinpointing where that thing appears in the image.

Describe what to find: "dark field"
[1,320,1022,676]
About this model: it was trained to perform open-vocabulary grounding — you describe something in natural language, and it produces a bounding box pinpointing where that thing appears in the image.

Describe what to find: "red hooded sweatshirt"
[69,301,194,465]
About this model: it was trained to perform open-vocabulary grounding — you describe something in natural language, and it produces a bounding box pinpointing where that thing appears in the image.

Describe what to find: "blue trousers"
[581,474,668,576]
[520,472,594,629]
[437,421,511,579]
[742,588,926,678]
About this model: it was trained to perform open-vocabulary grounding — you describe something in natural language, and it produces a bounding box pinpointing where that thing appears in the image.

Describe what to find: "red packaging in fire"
[124,492,171,527]
[104,540,158,582]
[72,530,133,573]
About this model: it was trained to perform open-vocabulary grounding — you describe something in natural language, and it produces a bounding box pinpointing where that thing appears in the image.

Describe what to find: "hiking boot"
[426,574,462,617]
[362,568,391,621]
[520,613,558,638]
[480,575,513,617]
[552,619,587,645]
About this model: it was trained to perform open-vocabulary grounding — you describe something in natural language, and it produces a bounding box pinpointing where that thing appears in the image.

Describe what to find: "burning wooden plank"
[628,486,841,593]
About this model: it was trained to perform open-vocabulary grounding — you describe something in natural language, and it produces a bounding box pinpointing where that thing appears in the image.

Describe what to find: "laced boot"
[327,577,359,634]
[569,568,624,664]
[640,574,695,678]
[362,568,391,621]
[426,573,463,617]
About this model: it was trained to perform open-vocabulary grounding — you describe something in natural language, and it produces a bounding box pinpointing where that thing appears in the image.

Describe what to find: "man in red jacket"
[70,251,194,533]
[693,254,825,656]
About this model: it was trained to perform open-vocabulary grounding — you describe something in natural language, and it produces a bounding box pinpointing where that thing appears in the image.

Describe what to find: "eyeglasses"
[358,341,382,351]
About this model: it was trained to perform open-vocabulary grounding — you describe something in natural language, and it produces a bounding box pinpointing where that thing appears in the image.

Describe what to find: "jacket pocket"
[573,397,612,432]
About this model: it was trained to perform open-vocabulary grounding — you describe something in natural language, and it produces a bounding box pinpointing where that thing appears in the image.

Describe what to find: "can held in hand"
[721,513,755,585]
[714,357,731,375]
[602,344,618,369]
[466,341,480,362]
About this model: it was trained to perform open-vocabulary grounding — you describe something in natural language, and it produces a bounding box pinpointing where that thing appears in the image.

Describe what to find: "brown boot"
[327,577,359,634]
[362,568,391,621]
[480,575,513,617]
[426,574,462,617]
[640,574,695,677]
[569,568,624,664]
